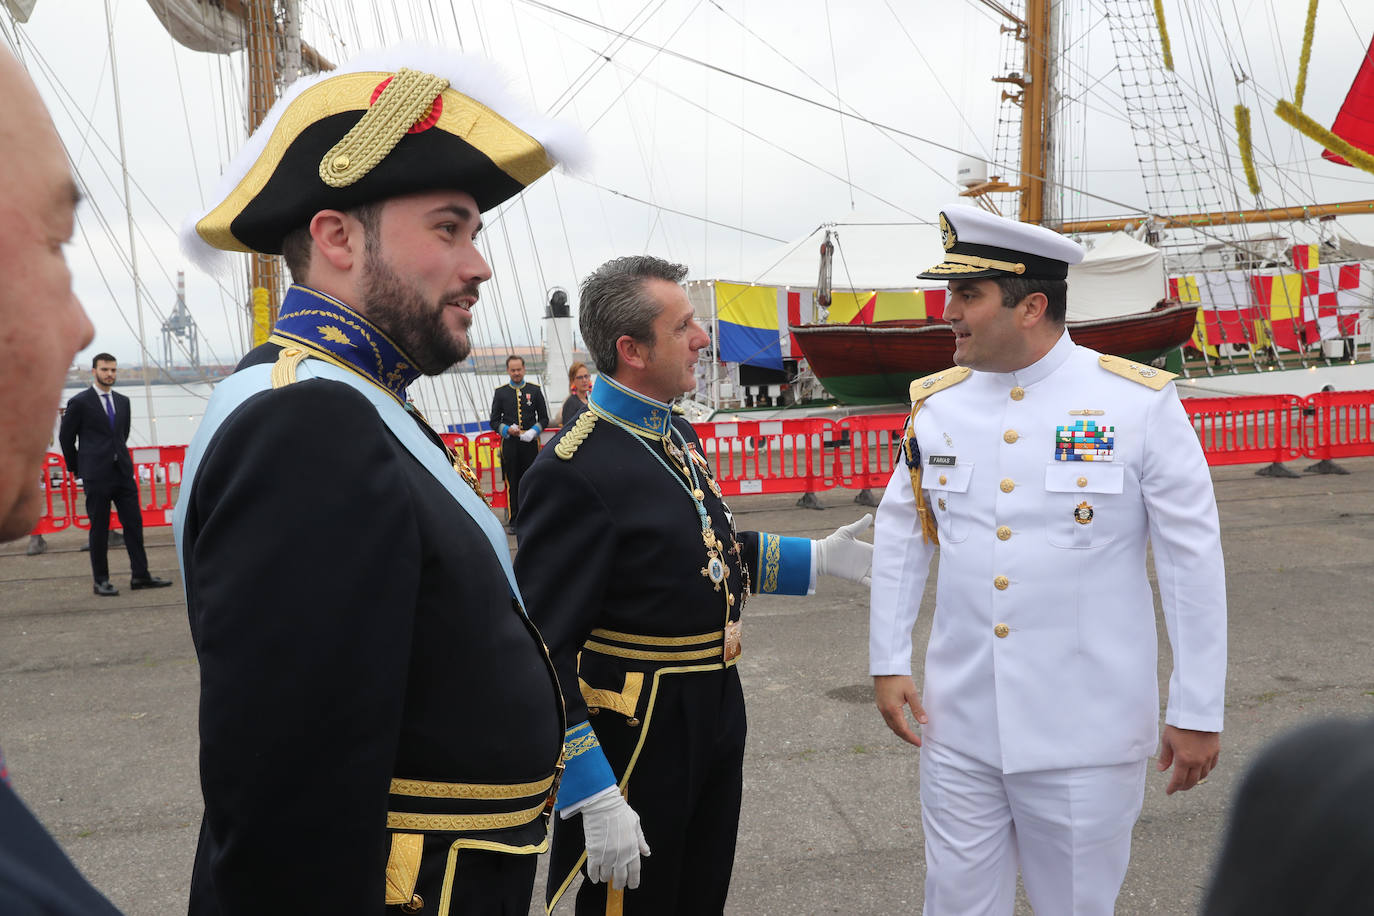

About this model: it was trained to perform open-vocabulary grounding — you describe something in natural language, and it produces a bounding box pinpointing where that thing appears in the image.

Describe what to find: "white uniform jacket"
[870,332,1226,774]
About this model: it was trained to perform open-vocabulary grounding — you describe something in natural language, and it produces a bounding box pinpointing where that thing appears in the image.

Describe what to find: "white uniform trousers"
[919,738,1147,916]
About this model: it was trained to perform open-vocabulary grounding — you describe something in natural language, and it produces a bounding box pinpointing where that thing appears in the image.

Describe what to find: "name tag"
[927,455,957,467]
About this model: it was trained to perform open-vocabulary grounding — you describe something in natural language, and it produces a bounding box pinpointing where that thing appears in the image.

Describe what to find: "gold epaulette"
[554,409,598,460]
[909,366,971,403]
[269,343,310,388]
[1097,355,1176,390]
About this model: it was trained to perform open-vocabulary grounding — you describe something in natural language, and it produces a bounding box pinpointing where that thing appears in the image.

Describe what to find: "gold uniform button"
[994,623,1010,638]
[331,153,351,173]
[1010,386,1025,401]
[999,478,1015,493]
[1003,429,1019,444]
[1077,476,1088,488]
[996,526,1012,540]
[938,474,948,485]
[994,575,1009,590]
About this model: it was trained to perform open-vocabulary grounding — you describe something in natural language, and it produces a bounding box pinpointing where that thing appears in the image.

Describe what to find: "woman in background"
[559,362,592,425]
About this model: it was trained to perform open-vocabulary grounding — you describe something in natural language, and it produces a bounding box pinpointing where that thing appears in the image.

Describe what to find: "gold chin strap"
[905,403,940,546]
[319,68,451,188]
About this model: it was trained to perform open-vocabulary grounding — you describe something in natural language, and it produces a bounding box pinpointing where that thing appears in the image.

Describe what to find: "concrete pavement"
[2,457,1371,914]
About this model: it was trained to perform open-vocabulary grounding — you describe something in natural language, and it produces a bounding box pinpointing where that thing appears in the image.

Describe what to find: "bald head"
[0,46,93,541]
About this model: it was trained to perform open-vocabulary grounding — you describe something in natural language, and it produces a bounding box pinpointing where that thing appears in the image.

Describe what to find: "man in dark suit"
[0,42,124,914]
[58,354,172,596]
[489,354,548,526]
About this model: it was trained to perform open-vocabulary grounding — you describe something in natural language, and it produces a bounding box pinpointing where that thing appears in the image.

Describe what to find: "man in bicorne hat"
[174,49,582,914]
[869,206,1227,915]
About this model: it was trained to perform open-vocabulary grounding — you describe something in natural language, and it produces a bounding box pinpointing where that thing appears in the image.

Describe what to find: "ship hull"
[791,302,1199,404]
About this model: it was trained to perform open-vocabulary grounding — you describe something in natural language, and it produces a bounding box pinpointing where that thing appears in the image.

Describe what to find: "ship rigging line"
[822,0,855,210]
[534,21,926,219]
[566,181,788,243]
[5,21,233,382]
[514,0,1215,229]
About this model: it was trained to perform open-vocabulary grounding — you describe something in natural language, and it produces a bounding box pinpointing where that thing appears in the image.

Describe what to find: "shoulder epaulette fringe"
[555,409,598,460]
[270,346,310,389]
[1097,355,1175,390]
[909,366,971,402]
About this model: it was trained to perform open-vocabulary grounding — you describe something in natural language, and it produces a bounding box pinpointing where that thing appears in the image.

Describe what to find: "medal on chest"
[700,526,730,592]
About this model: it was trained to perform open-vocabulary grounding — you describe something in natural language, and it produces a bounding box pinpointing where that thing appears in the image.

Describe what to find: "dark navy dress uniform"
[489,382,548,522]
[514,375,813,915]
[174,288,565,915]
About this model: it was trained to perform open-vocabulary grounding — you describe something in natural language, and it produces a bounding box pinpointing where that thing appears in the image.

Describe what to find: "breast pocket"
[1044,463,1124,548]
[924,463,974,544]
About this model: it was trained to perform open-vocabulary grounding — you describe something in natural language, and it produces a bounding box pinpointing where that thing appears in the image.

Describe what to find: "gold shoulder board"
[554,409,598,460]
[1097,355,1176,390]
[909,366,971,403]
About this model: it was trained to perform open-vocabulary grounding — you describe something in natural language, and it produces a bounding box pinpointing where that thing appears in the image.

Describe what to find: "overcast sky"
[4,0,1372,370]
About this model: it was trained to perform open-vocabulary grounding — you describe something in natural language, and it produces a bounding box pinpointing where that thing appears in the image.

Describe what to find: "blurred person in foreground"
[869,207,1227,915]
[0,41,123,916]
[515,255,875,914]
[1202,716,1374,916]
[173,47,582,914]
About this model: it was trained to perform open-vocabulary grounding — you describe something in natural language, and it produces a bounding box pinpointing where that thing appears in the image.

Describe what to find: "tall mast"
[959,0,1054,224]
[1018,0,1051,224]
[245,0,284,337]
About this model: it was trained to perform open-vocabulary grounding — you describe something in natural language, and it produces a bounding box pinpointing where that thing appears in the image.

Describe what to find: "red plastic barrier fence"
[833,414,907,491]
[691,418,836,496]
[1180,395,1304,467]
[27,392,1374,536]
[34,446,187,536]
[30,453,79,536]
[1301,389,1374,461]
[441,431,508,509]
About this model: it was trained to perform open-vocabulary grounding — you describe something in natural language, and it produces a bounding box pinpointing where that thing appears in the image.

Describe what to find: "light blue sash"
[172,360,520,601]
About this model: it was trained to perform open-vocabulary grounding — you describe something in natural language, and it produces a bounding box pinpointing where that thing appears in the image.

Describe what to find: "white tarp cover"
[144,0,244,55]
[3,0,36,22]
[1066,232,1168,321]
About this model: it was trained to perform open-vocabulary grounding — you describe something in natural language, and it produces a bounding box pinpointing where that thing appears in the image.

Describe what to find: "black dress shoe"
[130,575,173,590]
[93,580,118,597]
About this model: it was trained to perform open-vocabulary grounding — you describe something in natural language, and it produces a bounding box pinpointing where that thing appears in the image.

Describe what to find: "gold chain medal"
[406,402,490,506]
[700,525,730,593]
[687,443,722,498]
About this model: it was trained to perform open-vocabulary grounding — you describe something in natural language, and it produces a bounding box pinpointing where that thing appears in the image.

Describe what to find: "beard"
[360,245,475,376]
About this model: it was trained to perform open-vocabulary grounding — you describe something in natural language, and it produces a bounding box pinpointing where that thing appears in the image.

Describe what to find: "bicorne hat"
[181,46,585,274]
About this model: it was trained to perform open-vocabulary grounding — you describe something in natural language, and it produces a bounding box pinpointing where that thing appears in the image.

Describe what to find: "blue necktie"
[103,392,116,429]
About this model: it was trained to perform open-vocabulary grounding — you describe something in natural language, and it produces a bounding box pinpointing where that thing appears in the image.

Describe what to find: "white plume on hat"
[180,44,590,278]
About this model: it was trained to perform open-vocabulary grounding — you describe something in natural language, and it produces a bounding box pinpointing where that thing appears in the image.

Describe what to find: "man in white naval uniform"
[870,207,1227,915]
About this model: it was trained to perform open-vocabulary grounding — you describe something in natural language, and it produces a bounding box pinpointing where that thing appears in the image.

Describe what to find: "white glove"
[519,428,538,443]
[814,513,874,587]
[581,788,651,889]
